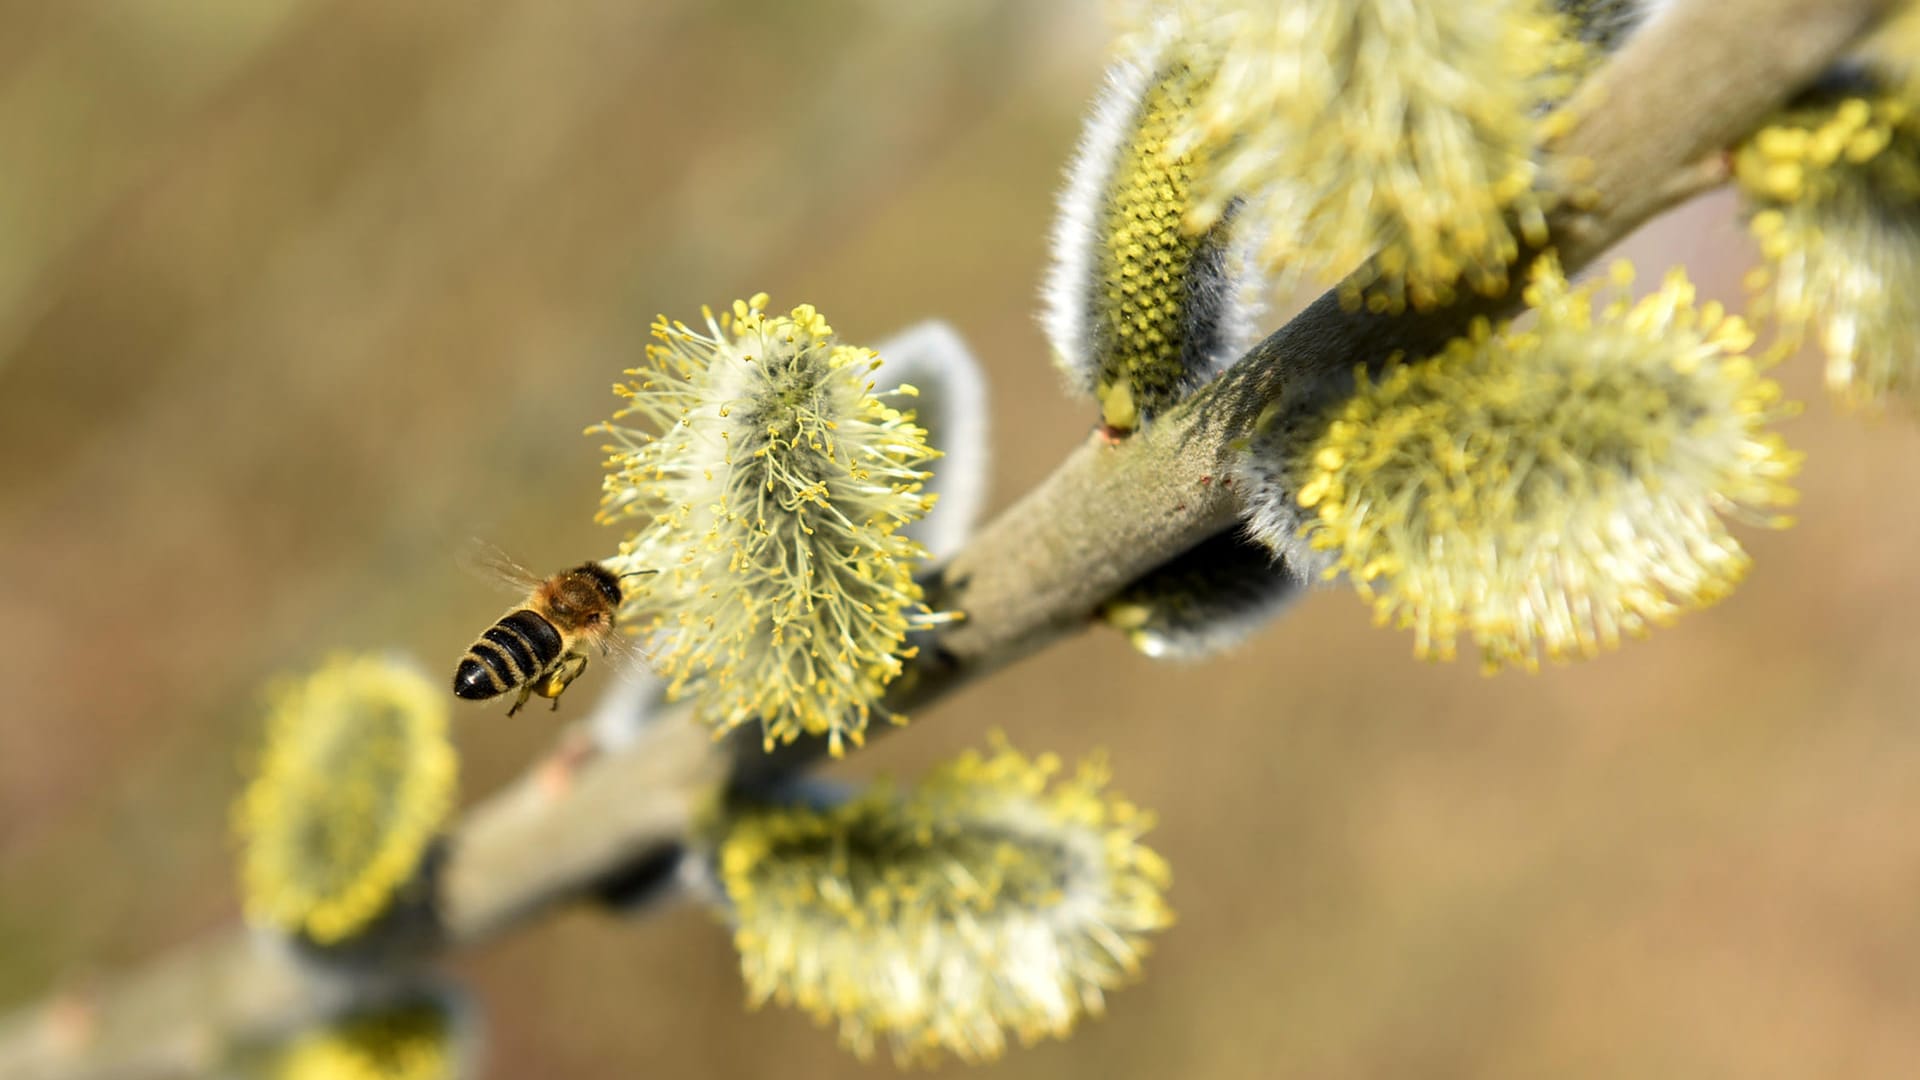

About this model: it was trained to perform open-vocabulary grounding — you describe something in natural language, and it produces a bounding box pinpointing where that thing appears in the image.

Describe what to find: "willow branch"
[929,0,1897,678]
[0,1,1894,1076]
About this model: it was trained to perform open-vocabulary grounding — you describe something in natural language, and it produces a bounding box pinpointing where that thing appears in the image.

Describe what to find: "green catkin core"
[1094,64,1223,431]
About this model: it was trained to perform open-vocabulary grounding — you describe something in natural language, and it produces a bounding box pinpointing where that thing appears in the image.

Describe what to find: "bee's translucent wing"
[457,538,547,595]
[589,570,659,668]
[596,623,656,670]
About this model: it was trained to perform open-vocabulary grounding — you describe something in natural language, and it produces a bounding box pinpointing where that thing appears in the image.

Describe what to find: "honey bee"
[453,547,654,716]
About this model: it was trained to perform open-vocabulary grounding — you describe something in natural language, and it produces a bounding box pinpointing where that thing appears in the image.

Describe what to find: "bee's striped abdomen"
[453,608,564,700]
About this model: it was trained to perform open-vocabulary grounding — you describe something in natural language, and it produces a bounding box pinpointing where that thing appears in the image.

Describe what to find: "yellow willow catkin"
[234,656,456,945]
[593,296,944,756]
[1243,257,1801,671]
[1736,91,1920,413]
[717,738,1173,1065]
[1043,26,1267,432]
[1133,0,1581,312]
[264,996,465,1080]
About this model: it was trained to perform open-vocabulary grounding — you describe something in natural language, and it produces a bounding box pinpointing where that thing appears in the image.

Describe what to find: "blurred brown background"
[3,2,1920,1077]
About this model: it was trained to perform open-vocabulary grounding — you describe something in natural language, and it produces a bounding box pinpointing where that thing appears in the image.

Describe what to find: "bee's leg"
[531,653,596,794]
[536,653,591,711]
[506,680,539,717]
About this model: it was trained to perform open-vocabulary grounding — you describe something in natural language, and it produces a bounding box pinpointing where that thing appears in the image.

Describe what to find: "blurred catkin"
[1736,88,1920,413]
[1126,0,1581,311]
[716,738,1172,1065]
[254,994,467,1080]
[234,656,456,945]
[1241,258,1801,670]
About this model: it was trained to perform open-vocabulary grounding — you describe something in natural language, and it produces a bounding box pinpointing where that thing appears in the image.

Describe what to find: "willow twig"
[0,1,1895,1075]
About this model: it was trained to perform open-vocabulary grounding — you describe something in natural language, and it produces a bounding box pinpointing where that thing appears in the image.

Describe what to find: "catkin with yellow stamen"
[257,993,469,1080]
[1044,25,1268,432]
[1736,88,1920,413]
[716,738,1172,1066]
[594,297,944,756]
[1146,0,1579,313]
[1240,257,1801,671]
[234,656,456,946]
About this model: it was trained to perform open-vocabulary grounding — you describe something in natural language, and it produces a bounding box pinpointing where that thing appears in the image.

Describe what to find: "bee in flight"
[454,547,654,716]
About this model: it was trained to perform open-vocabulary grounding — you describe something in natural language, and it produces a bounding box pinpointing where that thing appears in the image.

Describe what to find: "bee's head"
[574,562,625,607]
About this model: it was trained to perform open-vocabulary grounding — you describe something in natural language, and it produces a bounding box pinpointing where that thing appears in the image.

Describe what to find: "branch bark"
[0,0,1896,1075]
